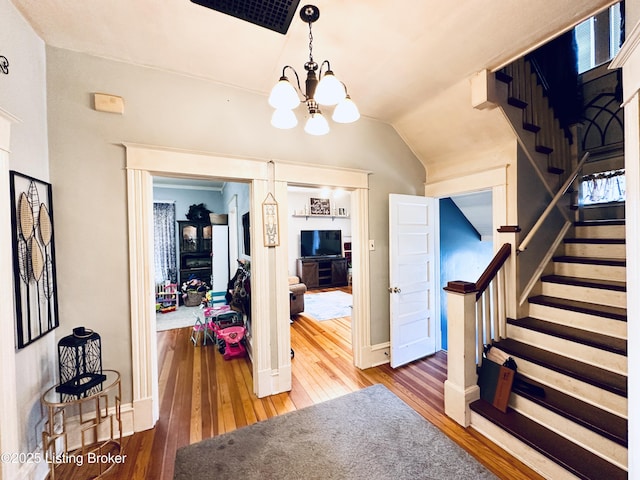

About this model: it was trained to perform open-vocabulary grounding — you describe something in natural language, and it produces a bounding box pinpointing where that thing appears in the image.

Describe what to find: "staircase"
[470,219,628,479]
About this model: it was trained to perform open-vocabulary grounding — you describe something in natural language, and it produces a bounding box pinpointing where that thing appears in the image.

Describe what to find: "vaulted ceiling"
[11,0,616,166]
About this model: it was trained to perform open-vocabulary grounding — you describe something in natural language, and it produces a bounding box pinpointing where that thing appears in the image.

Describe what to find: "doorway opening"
[437,190,494,350]
[288,185,354,361]
[126,145,372,431]
[152,176,251,333]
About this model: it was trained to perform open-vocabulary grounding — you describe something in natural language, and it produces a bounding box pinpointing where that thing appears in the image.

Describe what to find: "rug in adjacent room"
[155,305,202,331]
[303,290,352,321]
[174,384,497,480]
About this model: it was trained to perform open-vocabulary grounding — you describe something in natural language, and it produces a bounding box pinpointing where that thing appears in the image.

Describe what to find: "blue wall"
[439,198,494,350]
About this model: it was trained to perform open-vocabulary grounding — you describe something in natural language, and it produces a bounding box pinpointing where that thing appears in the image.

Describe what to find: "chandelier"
[268,4,360,135]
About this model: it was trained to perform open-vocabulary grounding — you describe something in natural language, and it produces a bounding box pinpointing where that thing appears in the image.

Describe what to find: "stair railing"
[518,151,590,252]
[502,57,573,177]
[443,242,512,426]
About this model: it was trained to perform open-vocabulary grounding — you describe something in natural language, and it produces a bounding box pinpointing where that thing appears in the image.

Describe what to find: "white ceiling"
[10,0,615,165]
[451,190,493,240]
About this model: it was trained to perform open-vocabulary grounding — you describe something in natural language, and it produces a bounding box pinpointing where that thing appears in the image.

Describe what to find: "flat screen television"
[300,230,342,258]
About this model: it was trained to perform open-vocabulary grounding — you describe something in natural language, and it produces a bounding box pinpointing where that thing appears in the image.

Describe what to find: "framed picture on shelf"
[310,197,330,215]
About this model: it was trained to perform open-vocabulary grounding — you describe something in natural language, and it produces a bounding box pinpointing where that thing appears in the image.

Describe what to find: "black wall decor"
[0,55,8,75]
[9,171,59,349]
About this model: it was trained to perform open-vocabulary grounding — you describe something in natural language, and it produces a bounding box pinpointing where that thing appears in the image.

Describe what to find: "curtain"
[581,169,626,205]
[153,202,177,284]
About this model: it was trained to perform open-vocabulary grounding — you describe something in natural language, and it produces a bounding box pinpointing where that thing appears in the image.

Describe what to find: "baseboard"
[360,342,390,368]
[133,395,156,432]
[255,364,293,398]
[61,402,136,452]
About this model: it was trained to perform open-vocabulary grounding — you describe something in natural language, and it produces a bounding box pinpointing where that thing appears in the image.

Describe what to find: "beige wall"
[45,46,426,403]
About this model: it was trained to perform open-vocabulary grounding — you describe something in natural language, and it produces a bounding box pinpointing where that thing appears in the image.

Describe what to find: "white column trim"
[126,169,159,430]
[622,92,639,478]
[0,110,20,480]
[350,187,372,368]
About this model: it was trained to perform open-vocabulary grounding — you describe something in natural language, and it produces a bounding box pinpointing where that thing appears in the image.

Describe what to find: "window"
[581,169,625,205]
[575,3,622,73]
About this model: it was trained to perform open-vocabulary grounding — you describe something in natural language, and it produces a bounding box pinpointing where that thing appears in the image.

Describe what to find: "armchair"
[288,276,307,316]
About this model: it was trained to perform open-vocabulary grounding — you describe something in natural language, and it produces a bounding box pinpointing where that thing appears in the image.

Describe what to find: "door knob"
[388,287,401,293]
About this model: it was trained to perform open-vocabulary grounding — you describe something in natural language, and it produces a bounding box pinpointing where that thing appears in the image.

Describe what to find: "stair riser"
[554,262,626,282]
[540,282,626,309]
[564,242,626,259]
[528,303,627,339]
[504,356,627,418]
[507,325,627,375]
[574,225,625,239]
[510,395,628,469]
[470,412,583,480]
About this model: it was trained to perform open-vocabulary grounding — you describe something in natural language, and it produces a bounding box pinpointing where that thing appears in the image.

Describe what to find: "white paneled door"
[389,194,436,367]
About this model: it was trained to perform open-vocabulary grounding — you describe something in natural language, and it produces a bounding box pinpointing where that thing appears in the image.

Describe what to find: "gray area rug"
[174,384,497,480]
[304,290,352,321]
[156,305,202,331]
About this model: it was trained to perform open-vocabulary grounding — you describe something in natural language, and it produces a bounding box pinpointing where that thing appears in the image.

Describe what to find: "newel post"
[443,280,480,427]
[497,226,520,319]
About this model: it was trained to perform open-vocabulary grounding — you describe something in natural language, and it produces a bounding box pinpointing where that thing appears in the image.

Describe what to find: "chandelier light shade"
[333,95,360,123]
[268,76,300,110]
[271,108,298,129]
[268,5,359,135]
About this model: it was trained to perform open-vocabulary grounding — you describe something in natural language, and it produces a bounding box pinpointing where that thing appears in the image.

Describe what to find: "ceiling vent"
[190,0,301,34]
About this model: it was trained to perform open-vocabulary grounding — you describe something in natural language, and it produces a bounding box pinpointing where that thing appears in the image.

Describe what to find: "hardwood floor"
[114,291,545,480]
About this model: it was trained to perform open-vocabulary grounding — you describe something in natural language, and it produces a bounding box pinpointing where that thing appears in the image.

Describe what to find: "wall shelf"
[292,213,350,220]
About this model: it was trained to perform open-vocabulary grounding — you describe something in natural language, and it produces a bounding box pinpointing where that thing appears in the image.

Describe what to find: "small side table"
[41,370,123,480]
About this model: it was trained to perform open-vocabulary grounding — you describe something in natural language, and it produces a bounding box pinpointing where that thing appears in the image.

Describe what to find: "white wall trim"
[0,112,20,480]
[126,169,159,430]
[425,166,508,198]
[125,144,371,422]
[605,23,640,477]
[350,187,373,368]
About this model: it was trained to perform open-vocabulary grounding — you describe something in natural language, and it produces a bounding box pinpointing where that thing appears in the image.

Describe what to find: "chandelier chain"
[308,22,314,64]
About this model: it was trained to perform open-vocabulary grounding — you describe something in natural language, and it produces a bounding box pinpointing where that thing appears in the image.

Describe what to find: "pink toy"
[215,325,246,360]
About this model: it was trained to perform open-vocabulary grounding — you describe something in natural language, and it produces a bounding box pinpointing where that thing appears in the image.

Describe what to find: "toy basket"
[184,290,205,307]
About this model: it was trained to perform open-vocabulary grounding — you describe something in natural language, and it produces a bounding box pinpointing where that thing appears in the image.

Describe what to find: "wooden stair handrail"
[474,243,512,300]
[445,243,512,300]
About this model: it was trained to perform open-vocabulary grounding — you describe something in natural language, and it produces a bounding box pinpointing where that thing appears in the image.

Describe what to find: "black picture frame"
[310,197,331,215]
[9,171,60,349]
[242,212,251,256]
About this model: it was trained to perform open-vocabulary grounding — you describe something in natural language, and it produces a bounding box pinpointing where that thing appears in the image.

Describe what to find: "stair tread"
[564,237,625,244]
[541,274,626,292]
[493,338,627,397]
[523,122,541,133]
[507,97,527,109]
[529,295,626,321]
[508,317,627,355]
[575,219,625,226]
[553,255,626,267]
[495,70,512,83]
[511,375,628,447]
[536,145,553,154]
[470,400,627,480]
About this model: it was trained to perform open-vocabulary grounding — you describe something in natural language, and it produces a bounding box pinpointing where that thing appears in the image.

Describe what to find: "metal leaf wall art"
[10,171,59,349]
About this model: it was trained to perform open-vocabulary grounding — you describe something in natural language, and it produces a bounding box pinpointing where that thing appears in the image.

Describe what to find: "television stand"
[297,257,348,289]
